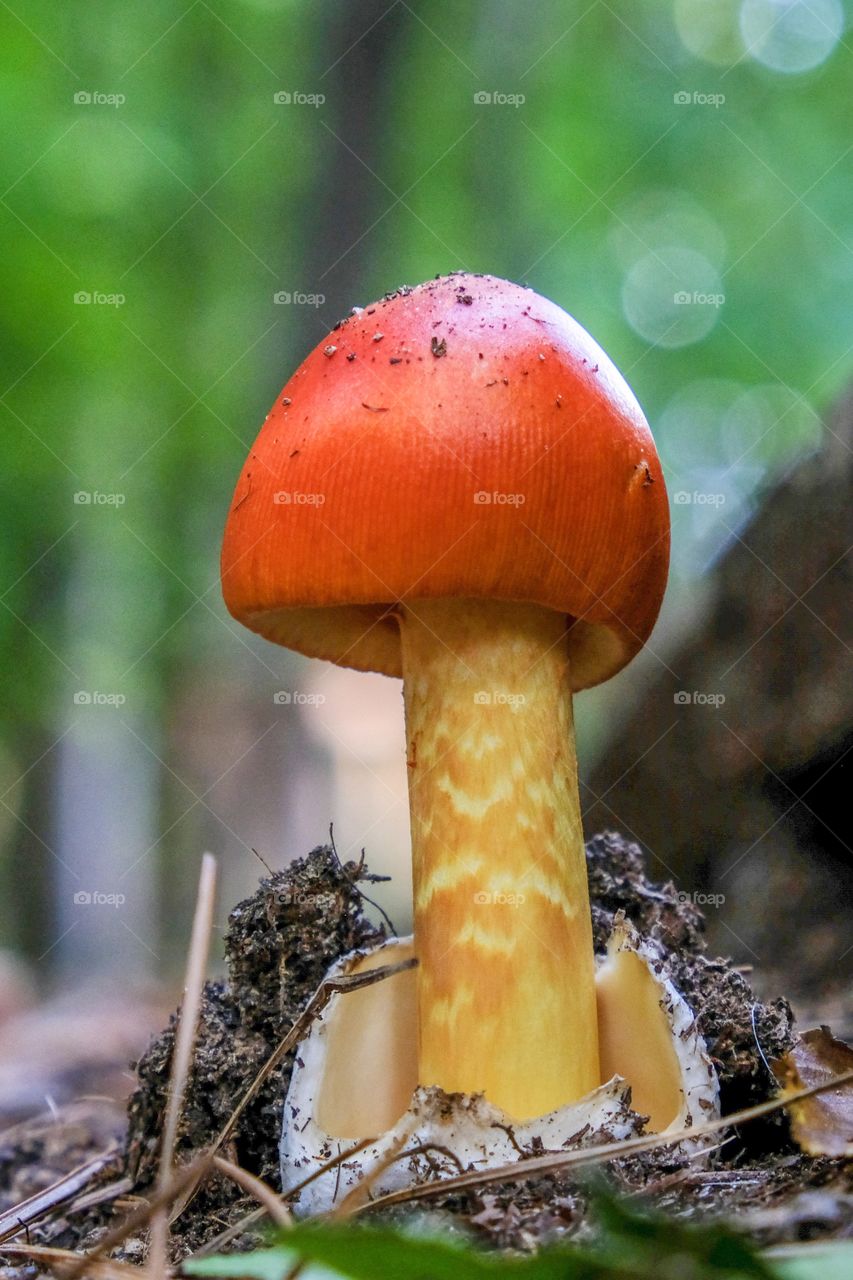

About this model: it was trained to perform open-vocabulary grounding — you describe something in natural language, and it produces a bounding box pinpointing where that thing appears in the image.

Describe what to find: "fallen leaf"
[772,1026,853,1157]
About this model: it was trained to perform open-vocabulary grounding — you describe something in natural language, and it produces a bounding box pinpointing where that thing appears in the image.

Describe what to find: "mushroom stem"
[398,598,599,1119]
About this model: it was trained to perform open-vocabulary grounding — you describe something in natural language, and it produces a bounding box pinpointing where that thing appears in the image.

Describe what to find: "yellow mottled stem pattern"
[399,598,600,1120]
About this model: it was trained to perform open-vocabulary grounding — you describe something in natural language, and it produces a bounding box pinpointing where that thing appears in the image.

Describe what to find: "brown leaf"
[772,1026,853,1157]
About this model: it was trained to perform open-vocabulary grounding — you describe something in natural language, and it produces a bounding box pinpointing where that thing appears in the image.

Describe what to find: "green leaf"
[185,1188,849,1280]
[186,1221,767,1280]
[590,1187,773,1277]
[185,1251,294,1280]
[769,1242,853,1280]
[185,1226,622,1280]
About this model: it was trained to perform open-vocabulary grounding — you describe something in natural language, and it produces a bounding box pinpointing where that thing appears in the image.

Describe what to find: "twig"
[750,1003,774,1079]
[64,1156,213,1280]
[623,1145,729,1198]
[392,1142,466,1177]
[285,1136,376,1204]
[0,1242,141,1280]
[332,1139,468,1219]
[329,824,397,936]
[169,956,416,1225]
[250,847,274,876]
[211,1157,292,1228]
[355,1068,853,1214]
[70,1178,135,1216]
[187,1207,265,1259]
[0,1148,121,1242]
[330,1132,409,1218]
[149,853,218,1275]
[188,1139,377,1257]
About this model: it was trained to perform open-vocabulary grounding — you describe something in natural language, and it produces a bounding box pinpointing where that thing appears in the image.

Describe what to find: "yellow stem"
[399,598,599,1119]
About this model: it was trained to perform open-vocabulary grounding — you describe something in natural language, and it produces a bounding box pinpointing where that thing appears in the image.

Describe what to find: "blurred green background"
[1,0,850,985]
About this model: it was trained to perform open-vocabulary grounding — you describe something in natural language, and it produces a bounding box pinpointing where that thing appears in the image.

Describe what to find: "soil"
[0,833,850,1272]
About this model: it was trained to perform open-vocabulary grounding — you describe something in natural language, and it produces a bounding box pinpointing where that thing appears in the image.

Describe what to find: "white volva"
[280,922,719,1215]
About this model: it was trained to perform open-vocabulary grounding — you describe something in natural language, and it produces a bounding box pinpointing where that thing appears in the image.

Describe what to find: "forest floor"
[0,835,851,1274]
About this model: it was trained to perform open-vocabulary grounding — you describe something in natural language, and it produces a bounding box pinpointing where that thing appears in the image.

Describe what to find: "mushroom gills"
[280,923,719,1213]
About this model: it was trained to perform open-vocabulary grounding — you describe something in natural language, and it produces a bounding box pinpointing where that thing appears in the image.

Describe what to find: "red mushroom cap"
[221,273,669,690]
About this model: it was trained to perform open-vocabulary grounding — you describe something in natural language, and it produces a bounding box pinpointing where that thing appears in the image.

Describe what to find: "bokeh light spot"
[674,0,743,65]
[622,248,724,348]
[739,0,844,73]
[610,189,727,272]
[722,383,823,465]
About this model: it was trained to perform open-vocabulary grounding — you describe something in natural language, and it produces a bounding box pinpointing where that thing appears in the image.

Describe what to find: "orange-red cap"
[221,273,669,690]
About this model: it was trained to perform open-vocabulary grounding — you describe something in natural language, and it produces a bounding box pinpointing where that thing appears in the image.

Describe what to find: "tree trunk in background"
[3,731,53,963]
[54,533,158,980]
[304,0,410,318]
[172,0,416,938]
[586,391,853,1008]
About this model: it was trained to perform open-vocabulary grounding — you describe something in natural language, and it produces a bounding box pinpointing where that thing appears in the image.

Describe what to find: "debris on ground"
[0,833,850,1270]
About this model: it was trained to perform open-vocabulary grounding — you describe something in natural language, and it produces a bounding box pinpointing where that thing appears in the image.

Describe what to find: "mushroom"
[221,273,717,1205]
[280,920,717,1214]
